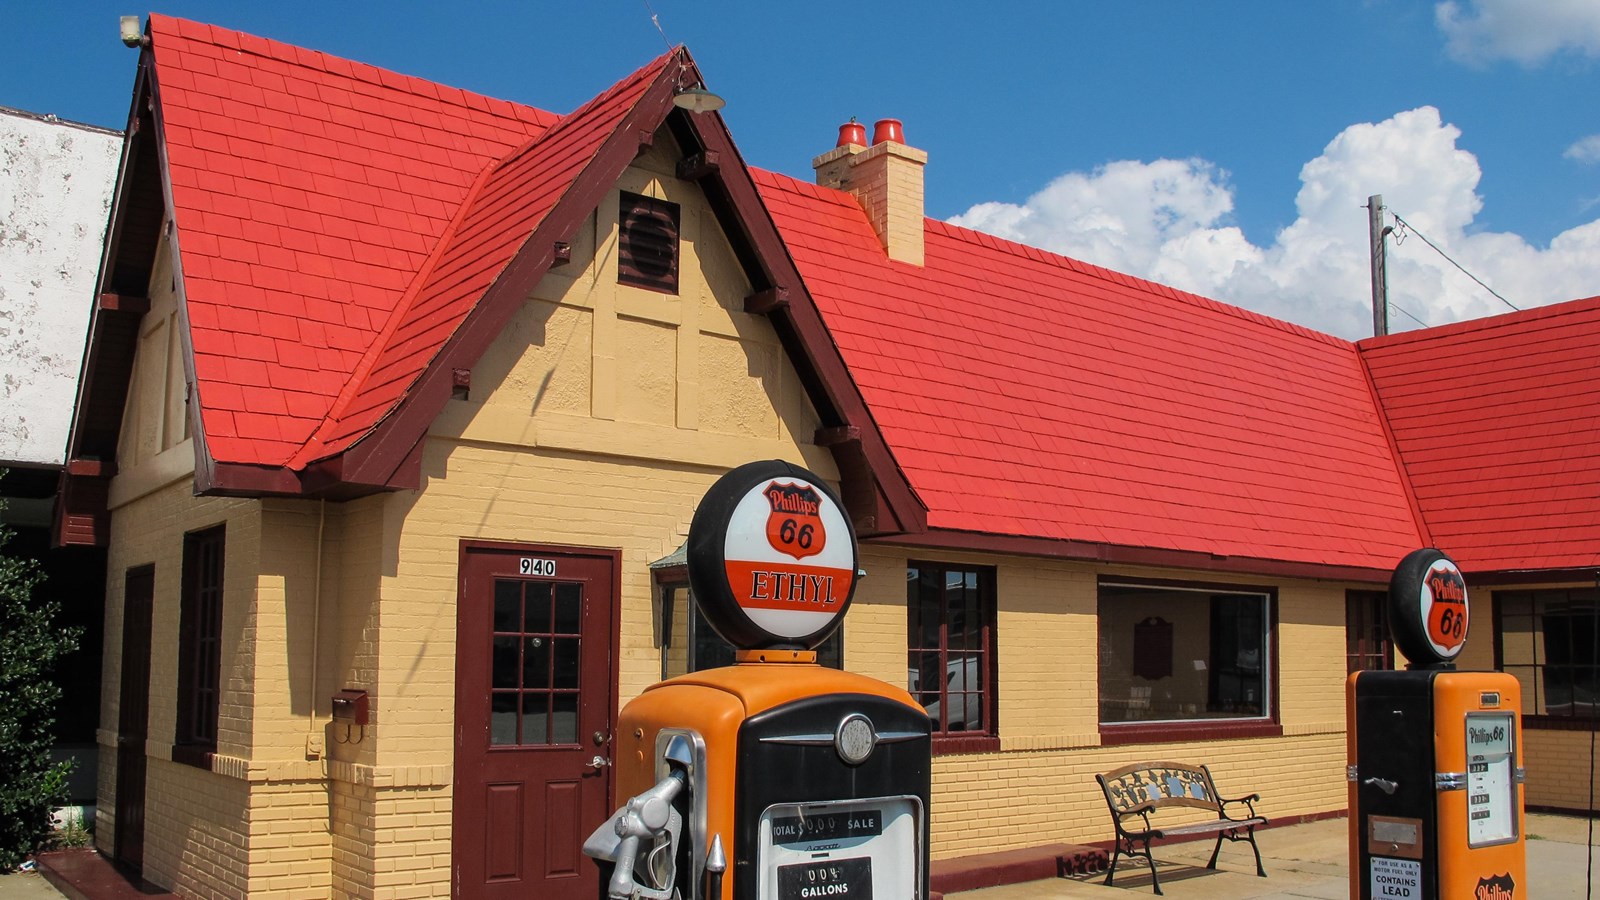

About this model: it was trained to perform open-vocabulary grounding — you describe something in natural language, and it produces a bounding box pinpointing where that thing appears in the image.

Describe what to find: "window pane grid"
[1345,590,1390,674]
[1495,589,1600,718]
[907,564,994,736]
[491,579,583,747]
[178,526,225,750]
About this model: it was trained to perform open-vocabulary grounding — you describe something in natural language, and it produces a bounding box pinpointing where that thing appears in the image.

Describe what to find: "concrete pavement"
[953,813,1598,899]
[2,814,1594,898]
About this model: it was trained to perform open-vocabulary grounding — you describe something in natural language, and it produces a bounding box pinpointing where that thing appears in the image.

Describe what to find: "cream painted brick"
[98,113,1419,897]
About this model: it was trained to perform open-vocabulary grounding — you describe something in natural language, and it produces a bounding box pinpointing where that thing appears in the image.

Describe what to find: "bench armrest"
[1112,806,1158,836]
[1217,793,1261,820]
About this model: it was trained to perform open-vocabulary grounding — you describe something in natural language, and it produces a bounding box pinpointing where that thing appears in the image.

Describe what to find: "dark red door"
[453,543,617,899]
[115,565,154,869]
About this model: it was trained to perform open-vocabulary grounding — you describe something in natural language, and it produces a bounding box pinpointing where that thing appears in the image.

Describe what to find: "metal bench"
[1095,761,1267,895]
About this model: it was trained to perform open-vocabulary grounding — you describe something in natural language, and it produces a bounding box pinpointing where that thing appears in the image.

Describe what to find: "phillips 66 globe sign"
[686,460,859,649]
[1388,547,1469,666]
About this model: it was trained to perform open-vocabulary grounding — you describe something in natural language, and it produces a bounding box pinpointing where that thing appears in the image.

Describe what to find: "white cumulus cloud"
[1436,0,1600,66]
[1566,135,1600,164]
[948,106,1600,340]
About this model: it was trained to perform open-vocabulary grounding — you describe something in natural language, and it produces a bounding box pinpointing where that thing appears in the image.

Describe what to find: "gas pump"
[585,460,932,900]
[1348,549,1526,899]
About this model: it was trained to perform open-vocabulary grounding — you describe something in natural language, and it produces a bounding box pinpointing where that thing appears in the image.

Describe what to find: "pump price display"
[1466,712,1517,847]
[772,810,883,844]
[760,797,919,900]
[778,857,872,900]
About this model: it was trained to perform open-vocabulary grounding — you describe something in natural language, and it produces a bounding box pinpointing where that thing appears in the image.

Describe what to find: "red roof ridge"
[470,47,675,191]
[754,166,1353,351]
[148,14,557,130]
[1359,293,1600,351]
[930,213,1355,350]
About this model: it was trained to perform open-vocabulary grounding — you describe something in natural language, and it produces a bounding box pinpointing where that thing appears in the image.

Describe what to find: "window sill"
[170,743,216,771]
[931,734,1000,756]
[1098,720,1282,746]
[1521,715,1599,732]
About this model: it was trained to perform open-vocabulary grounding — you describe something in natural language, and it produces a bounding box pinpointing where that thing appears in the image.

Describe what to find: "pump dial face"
[836,714,876,765]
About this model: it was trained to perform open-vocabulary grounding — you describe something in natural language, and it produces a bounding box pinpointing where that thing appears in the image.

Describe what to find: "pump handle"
[1362,776,1398,795]
[607,833,644,900]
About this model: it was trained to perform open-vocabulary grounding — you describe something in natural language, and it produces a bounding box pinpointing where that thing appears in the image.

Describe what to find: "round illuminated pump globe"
[836,714,876,765]
[1387,547,1469,667]
[686,459,860,650]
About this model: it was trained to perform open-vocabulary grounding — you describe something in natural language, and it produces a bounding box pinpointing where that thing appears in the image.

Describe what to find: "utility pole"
[1368,194,1389,337]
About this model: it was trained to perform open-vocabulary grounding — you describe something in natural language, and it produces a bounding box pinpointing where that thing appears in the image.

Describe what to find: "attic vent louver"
[618,191,680,294]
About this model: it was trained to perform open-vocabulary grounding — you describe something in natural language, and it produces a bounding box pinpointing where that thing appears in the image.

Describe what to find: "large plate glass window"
[1099,580,1272,724]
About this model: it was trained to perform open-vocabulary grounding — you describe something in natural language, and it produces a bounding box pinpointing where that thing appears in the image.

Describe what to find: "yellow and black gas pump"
[584,460,932,900]
[1348,549,1525,899]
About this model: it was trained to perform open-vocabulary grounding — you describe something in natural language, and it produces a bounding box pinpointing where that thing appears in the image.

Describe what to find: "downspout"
[307,499,326,757]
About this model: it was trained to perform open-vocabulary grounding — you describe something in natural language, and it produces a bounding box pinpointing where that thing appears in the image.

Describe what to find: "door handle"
[590,755,612,770]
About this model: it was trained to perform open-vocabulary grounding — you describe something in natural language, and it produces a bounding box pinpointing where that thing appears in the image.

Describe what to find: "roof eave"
[868,528,1399,584]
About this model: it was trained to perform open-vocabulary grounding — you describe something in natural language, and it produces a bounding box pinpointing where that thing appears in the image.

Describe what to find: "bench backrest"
[1096,761,1220,816]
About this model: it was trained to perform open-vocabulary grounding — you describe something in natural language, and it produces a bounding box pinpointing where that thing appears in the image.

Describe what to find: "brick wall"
[92,118,1434,896]
[843,545,1352,857]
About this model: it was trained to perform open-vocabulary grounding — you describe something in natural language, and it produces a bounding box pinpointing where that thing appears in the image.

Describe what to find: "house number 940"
[520,558,556,577]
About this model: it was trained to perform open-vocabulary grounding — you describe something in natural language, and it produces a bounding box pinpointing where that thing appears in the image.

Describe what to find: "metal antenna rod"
[642,0,674,53]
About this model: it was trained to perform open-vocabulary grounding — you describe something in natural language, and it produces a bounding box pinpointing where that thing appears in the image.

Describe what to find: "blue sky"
[7,2,1599,338]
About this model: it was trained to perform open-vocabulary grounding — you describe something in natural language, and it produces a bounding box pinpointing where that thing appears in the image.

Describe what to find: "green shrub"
[0,486,81,870]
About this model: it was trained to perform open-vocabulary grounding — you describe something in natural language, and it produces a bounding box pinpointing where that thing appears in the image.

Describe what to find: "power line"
[1387,300,1431,330]
[1389,212,1520,313]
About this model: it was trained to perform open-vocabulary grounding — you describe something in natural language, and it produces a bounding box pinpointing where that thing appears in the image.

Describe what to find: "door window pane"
[554,583,581,635]
[551,694,579,745]
[490,693,519,745]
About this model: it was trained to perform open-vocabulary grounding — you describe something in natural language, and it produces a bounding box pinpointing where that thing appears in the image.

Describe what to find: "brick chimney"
[813,118,927,266]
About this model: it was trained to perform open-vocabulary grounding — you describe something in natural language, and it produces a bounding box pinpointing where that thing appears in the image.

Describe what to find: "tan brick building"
[59,15,1600,899]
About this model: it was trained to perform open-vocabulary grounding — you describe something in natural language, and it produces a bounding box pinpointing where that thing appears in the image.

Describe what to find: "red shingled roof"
[151,14,557,465]
[293,50,673,465]
[1362,297,1600,573]
[124,16,1595,577]
[754,170,1424,571]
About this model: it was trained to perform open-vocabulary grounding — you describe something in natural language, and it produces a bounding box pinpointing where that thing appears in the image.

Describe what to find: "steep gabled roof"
[1362,296,1600,575]
[61,16,920,539]
[290,50,674,470]
[756,170,1425,577]
[149,14,556,470]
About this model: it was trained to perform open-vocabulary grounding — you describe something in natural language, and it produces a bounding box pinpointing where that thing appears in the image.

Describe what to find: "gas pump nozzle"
[583,736,694,900]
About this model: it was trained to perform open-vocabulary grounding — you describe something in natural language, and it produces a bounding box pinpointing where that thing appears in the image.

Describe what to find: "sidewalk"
[2,814,1594,898]
[952,813,1597,898]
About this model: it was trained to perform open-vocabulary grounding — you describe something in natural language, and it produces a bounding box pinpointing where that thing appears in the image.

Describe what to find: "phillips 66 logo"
[763,482,827,560]
[1424,558,1468,657]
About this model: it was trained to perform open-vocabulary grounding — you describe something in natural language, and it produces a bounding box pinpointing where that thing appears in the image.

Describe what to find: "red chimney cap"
[872,118,904,145]
[837,119,867,148]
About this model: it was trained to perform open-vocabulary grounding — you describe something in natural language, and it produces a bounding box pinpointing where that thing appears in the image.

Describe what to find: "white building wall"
[0,107,121,466]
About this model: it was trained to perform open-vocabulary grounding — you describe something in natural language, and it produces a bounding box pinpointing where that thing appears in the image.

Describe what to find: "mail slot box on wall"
[332,689,368,726]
